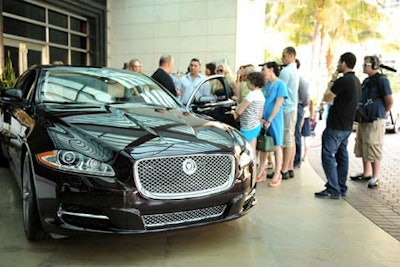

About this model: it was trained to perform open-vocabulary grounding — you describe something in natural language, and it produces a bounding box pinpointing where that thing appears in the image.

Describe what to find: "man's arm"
[384,94,393,112]
[323,81,336,103]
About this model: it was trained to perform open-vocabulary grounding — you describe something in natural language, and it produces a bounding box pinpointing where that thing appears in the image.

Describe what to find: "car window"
[199,76,232,102]
[39,69,180,109]
[14,69,37,101]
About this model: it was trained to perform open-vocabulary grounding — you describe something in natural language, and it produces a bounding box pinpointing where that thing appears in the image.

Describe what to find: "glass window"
[3,17,45,41]
[49,10,68,28]
[50,47,68,65]
[3,0,45,22]
[71,51,87,66]
[71,35,87,49]
[4,1,91,67]
[15,69,37,99]
[28,50,42,69]
[49,29,68,46]
[71,17,87,34]
[3,46,19,77]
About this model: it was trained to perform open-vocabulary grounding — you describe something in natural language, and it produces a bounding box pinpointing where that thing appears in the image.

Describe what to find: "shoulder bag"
[256,131,274,152]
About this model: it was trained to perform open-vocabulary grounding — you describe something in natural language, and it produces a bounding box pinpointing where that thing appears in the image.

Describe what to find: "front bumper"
[34,170,256,236]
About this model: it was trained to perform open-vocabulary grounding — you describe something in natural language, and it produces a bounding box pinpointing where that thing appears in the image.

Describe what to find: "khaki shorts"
[283,110,297,148]
[354,119,385,161]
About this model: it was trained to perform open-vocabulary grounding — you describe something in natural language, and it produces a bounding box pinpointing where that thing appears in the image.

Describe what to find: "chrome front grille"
[143,205,226,228]
[135,154,235,199]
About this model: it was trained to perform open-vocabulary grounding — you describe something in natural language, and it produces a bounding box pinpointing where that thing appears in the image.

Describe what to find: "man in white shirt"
[179,58,210,104]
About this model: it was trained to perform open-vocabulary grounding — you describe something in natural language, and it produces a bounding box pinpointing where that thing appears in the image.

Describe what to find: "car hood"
[42,103,237,160]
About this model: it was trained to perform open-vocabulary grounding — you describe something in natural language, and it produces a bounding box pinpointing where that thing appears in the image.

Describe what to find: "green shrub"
[0,51,16,89]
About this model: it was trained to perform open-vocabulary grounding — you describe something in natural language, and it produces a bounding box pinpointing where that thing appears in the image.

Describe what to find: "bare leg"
[288,146,295,170]
[250,138,257,160]
[267,152,274,168]
[371,161,381,178]
[272,146,283,182]
[302,136,308,161]
[282,145,295,173]
[258,152,267,174]
[363,160,373,177]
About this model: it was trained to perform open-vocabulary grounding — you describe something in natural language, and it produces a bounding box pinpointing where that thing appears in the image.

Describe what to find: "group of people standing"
[234,48,393,197]
[124,56,211,104]
[124,49,393,197]
[236,46,301,187]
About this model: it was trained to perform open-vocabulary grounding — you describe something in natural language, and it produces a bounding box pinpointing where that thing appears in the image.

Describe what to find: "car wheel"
[22,152,48,241]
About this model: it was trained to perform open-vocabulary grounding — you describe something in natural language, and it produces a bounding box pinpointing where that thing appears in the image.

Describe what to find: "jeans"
[321,127,352,195]
[294,105,304,166]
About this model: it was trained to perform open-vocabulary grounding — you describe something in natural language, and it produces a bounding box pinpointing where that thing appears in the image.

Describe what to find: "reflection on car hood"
[44,104,235,159]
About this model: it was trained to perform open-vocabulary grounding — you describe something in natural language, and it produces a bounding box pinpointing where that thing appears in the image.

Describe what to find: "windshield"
[38,68,180,109]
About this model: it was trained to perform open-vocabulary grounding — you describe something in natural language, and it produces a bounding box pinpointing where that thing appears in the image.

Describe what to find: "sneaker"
[288,170,294,178]
[314,189,340,199]
[280,171,290,179]
[350,173,371,181]
[266,172,274,179]
[367,178,380,189]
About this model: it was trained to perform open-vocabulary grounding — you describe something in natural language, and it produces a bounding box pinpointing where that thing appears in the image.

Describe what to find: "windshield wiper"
[41,101,88,104]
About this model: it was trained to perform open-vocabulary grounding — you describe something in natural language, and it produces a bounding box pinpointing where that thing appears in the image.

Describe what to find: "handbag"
[256,132,275,152]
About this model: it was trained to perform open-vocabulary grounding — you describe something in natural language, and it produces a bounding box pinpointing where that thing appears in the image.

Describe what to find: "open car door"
[185,74,239,129]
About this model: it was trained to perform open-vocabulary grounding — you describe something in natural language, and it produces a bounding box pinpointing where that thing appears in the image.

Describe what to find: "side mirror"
[197,95,217,104]
[1,88,23,100]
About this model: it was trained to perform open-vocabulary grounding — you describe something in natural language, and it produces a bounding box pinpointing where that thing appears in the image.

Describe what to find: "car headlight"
[239,150,252,168]
[37,150,115,177]
[229,128,254,168]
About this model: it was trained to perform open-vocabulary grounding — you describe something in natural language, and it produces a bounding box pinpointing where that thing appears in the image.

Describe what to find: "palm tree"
[265,0,386,98]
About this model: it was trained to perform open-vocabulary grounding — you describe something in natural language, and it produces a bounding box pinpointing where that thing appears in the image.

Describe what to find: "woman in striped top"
[236,72,266,156]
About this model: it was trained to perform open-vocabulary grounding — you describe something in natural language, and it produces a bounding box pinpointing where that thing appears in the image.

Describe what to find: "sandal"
[256,170,266,182]
[268,174,282,187]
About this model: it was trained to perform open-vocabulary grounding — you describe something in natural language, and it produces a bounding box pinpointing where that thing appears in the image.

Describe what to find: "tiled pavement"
[307,130,400,241]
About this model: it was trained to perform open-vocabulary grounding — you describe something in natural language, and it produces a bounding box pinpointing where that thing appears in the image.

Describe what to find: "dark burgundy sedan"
[0,65,256,241]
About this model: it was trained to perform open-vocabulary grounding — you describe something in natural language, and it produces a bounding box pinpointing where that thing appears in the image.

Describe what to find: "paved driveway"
[308,127,400,241]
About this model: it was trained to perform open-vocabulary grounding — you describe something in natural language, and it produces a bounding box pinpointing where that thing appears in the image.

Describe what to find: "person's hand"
[263,120,271,129]
[331,71,339,81]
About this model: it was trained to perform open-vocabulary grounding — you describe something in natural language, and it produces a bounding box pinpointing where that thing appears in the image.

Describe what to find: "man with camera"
[352,56,393,189]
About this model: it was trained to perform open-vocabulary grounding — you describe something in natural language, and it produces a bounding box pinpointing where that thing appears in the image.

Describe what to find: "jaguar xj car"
[0,65,256,241]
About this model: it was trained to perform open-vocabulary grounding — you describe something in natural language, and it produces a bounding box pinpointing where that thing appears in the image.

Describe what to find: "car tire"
[22,152,48,241]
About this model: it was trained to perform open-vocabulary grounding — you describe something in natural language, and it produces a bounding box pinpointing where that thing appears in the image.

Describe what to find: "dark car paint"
[0,66,255,237]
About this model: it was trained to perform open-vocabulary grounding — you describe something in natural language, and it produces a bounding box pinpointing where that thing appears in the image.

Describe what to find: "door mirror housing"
[1,88,23,101]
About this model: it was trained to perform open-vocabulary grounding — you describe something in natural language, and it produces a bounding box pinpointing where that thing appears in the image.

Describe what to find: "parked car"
[0,65,256,241]
[385,110,398,133]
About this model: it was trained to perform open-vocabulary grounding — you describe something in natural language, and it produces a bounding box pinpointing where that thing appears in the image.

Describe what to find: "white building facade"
[107,0,266,75]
